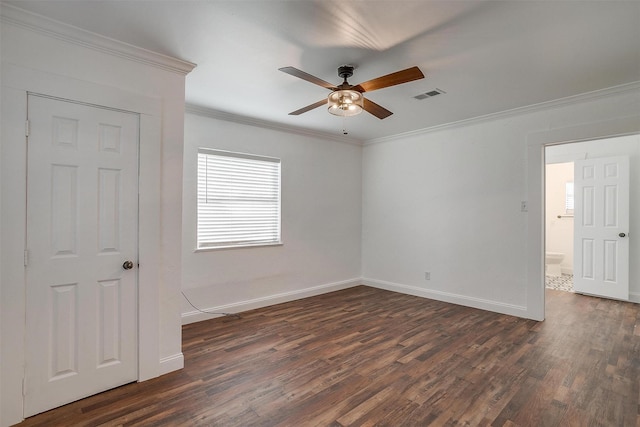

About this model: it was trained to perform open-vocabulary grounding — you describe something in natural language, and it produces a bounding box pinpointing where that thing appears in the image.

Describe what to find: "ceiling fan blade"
[288,99,327,115]
[363,98,393,119]
[279,67,338,90]
[353,66,424,93]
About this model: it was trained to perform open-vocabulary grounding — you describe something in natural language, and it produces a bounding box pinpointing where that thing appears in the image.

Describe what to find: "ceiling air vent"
[414,88,446,100]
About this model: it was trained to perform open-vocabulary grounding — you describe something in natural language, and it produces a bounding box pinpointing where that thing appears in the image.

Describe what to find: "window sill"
[195,242,283,252]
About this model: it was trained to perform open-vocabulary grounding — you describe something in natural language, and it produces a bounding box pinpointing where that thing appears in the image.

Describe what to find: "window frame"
[196,148,282,251]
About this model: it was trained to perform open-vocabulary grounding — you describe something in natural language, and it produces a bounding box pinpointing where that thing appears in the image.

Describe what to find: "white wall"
[546,135,640,296]
[0,6,193,426]
[545,162,574,273]
[181,111,362,322]
[362,85,640,319]
[362,121,530,315]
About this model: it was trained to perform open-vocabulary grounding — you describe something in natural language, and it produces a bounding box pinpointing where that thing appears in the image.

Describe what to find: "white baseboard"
[158,352,184,376]
[361,277,531,319]
[181,278,362,325]
[629,292,640,304]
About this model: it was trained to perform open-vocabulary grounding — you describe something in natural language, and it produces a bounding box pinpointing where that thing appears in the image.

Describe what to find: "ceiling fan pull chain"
[342,115,348,135]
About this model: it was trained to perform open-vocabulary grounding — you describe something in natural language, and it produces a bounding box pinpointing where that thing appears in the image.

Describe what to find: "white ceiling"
[7,0,640,141]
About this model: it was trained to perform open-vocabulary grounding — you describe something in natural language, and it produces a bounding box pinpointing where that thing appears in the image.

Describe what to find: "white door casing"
[24,95,139,417]
[574,156,630,300]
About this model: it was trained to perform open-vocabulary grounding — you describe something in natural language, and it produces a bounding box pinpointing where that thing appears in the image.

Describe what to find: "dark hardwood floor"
[17,286,640,426]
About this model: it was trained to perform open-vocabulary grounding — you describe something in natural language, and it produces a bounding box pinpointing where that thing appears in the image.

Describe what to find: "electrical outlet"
[425,272,431,280]
[521,201,528,212]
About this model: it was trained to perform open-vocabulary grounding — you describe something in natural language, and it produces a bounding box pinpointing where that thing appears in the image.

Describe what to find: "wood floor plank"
[15,286,640,426]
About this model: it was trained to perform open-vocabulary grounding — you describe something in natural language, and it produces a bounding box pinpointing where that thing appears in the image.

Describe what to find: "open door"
[574,156,629,300]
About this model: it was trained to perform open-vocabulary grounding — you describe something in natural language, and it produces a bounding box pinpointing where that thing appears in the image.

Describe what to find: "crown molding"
[0,3,196,75]
[365,81,640,146]
[185,104,364,146]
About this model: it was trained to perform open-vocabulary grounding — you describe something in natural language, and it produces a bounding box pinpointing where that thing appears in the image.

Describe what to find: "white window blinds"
[197,149,281,249]
[565,182,574,213]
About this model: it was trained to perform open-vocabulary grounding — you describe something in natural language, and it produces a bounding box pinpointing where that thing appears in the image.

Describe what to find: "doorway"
[544,159,575,291]
[544,134,637,301]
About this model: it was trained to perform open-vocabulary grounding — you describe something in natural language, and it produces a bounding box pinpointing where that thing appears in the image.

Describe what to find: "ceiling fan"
[279,65,425,119]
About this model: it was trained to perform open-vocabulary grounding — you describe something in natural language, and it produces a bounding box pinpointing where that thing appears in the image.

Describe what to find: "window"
[197,149,281,249]
[565,182,574,214]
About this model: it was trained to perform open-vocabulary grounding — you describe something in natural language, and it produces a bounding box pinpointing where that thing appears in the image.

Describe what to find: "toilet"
[545,252,564,277]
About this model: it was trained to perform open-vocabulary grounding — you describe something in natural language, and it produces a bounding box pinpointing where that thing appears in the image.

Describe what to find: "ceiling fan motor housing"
[338,65,355,80]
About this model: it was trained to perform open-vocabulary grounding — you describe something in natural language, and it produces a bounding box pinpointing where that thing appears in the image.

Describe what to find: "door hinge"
[24,249,29,267]
[25,120,30,137]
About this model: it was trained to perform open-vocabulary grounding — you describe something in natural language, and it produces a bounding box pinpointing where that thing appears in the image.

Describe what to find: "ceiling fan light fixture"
[327,90,363,117]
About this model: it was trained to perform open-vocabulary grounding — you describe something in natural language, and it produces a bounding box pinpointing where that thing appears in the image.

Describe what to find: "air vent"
[414,88,446,100]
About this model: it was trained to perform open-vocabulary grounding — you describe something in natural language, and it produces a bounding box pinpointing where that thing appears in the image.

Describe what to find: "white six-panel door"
[573,156,629,300]
[24,95,139,417]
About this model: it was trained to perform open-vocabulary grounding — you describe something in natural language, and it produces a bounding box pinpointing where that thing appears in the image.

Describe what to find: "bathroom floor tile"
[545,273,574,292]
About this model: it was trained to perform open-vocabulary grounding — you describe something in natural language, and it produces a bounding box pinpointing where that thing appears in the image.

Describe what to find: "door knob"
[122,260,134,270]
[619,233,626,238]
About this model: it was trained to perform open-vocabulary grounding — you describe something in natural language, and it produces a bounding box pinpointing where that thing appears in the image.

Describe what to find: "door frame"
[1,64,163,421]
[526,116,640,321]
